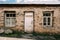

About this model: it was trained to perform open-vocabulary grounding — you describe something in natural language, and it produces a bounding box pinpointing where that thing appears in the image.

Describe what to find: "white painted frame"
[24,12,34,33]
[43,11,53,27]
[5,12,16,27]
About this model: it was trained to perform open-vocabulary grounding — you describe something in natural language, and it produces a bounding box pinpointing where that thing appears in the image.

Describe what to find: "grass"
[0,30,25,38]
[32,32,52,36]
[32,32,60,40]
[0,31,60,40]
[53,34,60,40]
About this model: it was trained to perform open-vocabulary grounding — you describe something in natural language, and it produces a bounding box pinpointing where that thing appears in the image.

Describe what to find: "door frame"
[24,11,35,33]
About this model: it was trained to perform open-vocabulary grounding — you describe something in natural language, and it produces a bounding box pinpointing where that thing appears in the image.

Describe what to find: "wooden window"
[5,11,16,27]
[43,11,53,27]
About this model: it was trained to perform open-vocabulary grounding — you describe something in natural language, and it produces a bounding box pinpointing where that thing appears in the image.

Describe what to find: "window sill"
[43,26,52,29]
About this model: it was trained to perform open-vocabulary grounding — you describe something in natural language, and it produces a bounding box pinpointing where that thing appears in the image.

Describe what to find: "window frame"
[5,11,16,27]
[43,11,53,27]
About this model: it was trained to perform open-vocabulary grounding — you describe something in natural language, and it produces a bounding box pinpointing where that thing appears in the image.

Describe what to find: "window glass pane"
[5,11,15,13]
[44,23,46,25]
[48,23,50,25]
[43,13,46,16]
[48,17,50,22]
[10,14,12,17]
[13,14,16,17]
[12,18,16,24]
[6,18,10,26]
[43,11,53,26]
[9,18,15,26]
[48,18,50,25]
[43,17,46,22]
[43,12,51,16]
[46,13,51,16]
[6,14,9,17]
[48,13,51,16]
[10,18,12,26]
[5,11,16,27]
[9,14,16,17]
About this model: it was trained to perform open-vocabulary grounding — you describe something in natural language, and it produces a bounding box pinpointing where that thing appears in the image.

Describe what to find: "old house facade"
[0,3,60,34]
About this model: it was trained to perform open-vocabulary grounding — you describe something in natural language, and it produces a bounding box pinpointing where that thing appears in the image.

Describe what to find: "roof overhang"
[0,4,60,7]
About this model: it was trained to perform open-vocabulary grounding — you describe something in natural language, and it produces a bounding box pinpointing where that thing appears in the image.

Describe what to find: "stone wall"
[0,6,60,33]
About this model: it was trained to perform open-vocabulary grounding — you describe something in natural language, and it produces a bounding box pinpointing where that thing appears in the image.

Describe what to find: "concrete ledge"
[0,37,34,40]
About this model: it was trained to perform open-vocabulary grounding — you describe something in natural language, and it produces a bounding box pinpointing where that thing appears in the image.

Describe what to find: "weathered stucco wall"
[0,6,60,34]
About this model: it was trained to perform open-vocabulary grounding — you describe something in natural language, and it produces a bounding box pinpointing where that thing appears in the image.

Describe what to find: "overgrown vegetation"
[32,32,52,36]
[0,31,60,40]
[53,34,60,40]
[0,30,25,38]
[32,32,60,40]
